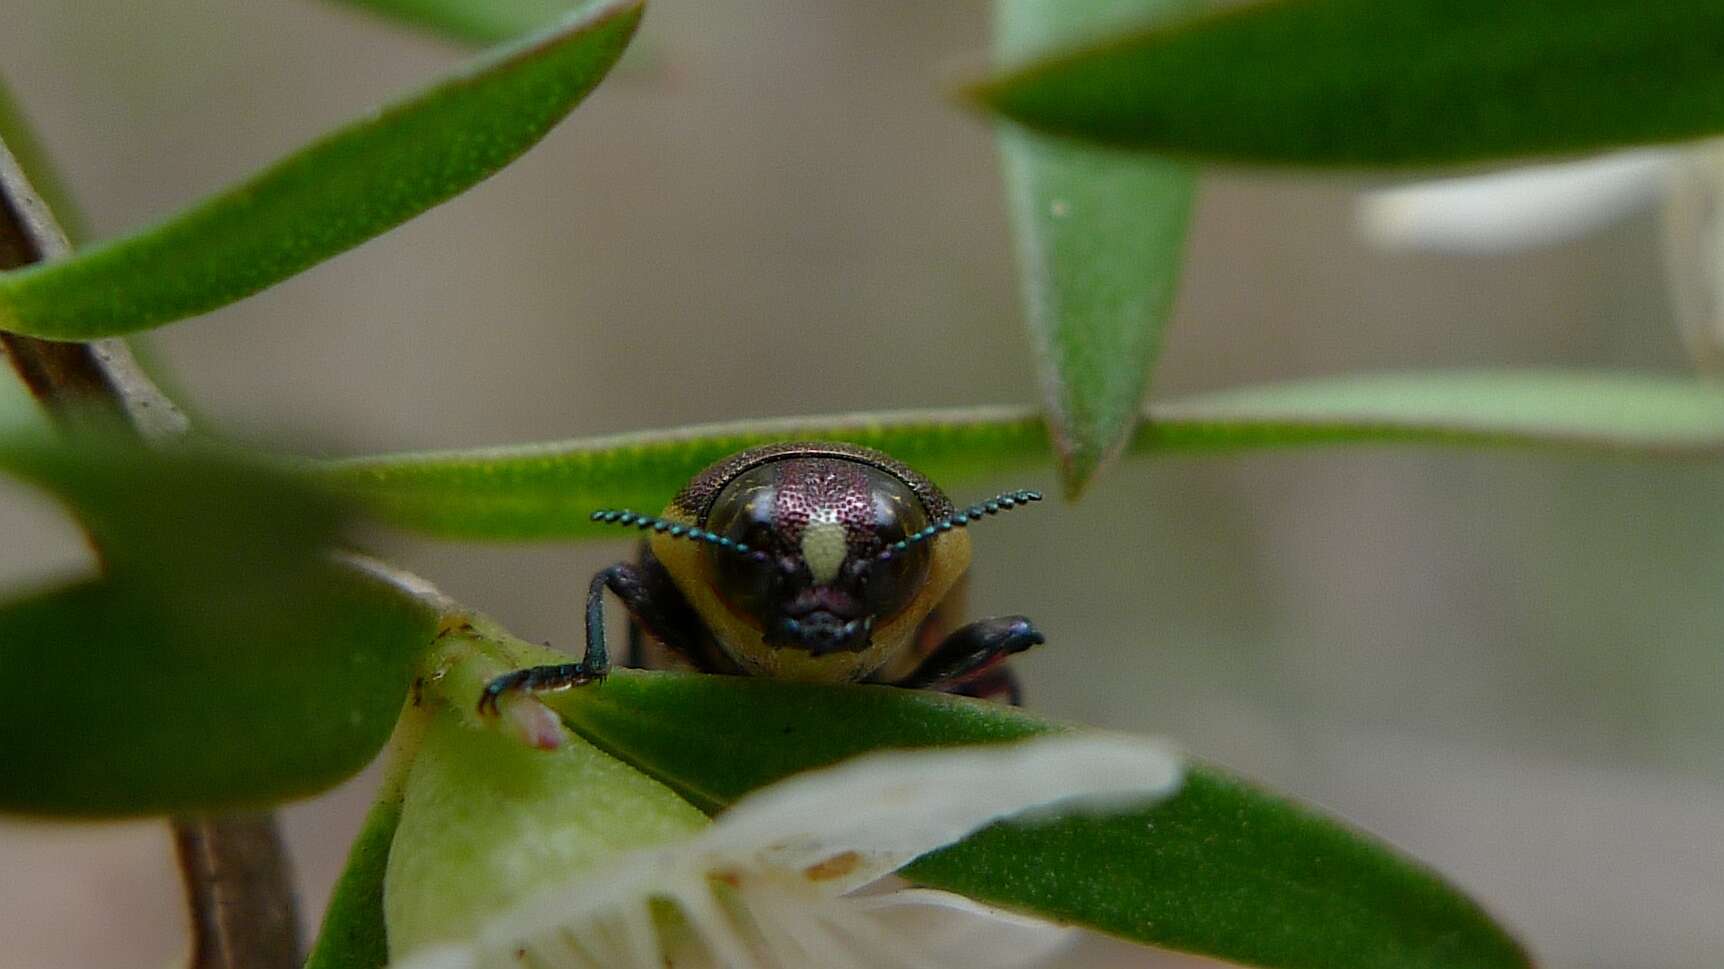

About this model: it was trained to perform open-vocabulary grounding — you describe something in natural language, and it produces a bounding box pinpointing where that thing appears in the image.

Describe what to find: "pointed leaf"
[996,0,1196,496]
[1149,371,1724,450]
[0,435,439,815]
[0,0,642,339]
[546,671,1530,969]
[310,371,1724,540]
[969,0,1724,166]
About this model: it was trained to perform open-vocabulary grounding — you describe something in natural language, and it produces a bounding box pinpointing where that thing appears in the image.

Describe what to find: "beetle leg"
[479,559,709,714]
[624,538,652,669]
[625,614,645,669]
[892,615,1044,699]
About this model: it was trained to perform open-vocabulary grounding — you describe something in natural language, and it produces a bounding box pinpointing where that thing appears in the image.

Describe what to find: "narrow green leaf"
[0,0,642,339]
[310,371,1724,540]
[997,0,1195,496]
[328,0,580,46]
[0,435,439,815]
[548,671,1530,969]
[1148,371,1724,451]
[969,0,1724,166]
[311,407,1050,539]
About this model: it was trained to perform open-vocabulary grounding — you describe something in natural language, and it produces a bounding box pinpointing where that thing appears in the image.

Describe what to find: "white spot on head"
[801,512,848,585]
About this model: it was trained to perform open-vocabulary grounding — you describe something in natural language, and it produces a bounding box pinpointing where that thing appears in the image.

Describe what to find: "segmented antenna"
[588,509,769,561]
[591,489,1042,565]
[875,489,1042,561]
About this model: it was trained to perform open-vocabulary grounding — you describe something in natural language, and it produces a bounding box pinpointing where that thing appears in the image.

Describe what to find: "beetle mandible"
[480,441,1046,710]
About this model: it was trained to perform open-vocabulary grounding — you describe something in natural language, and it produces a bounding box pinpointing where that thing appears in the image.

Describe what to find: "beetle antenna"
[874,489,1042,562]
[589,509,767,560]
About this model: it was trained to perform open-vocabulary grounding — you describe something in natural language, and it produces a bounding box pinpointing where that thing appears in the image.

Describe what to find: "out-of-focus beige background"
[3,2,1722,967]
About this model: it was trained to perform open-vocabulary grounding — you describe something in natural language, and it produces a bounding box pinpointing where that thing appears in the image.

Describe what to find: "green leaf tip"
[995,0,1199,498]
[0,0,643,340]
[970,0,1724,167]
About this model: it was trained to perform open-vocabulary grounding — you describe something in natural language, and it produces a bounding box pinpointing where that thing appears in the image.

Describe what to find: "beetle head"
[591,442,1039,676]
[697,455,933,654]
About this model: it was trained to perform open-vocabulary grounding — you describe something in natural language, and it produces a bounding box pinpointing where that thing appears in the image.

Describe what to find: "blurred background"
[2,1,1721,967]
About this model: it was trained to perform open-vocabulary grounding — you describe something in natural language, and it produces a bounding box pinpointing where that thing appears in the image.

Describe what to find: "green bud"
[382,705,708,959]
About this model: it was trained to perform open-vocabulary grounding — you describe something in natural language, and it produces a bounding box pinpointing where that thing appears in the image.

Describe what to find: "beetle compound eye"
[859,471,932,619]
[864,539,929,618]
[703,464,784,623]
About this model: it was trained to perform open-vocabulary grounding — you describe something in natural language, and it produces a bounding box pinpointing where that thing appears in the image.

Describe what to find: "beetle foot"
[477,663,607,716]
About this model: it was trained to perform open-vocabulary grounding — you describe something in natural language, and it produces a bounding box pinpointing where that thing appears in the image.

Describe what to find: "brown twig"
[174,815,305,969]
[0,140,184,436]
[0,139,298,968]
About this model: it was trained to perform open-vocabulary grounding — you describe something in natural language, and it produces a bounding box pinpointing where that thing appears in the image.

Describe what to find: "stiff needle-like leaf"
[310,371,1724,541]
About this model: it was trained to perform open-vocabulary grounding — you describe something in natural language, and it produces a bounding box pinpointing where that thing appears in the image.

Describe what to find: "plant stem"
[0,140,298,968]
[0,141,184,436]
[174,815,305,969]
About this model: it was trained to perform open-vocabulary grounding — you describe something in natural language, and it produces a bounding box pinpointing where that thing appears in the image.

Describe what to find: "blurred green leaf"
[996,0,1196,497]
[0,0,642,339]
[329,0,581,45]
[0,432,341,578]
[969,0,1724,166]
[311,371,1724,540]
[547,671,1530,969]
[0,435,439,815]
[0,360,47,434]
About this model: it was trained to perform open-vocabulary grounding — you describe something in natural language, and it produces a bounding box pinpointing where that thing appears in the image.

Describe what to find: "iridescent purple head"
[695,450,935,653]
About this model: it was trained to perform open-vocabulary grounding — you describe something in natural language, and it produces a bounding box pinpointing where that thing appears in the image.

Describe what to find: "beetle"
[479,441,1047,710]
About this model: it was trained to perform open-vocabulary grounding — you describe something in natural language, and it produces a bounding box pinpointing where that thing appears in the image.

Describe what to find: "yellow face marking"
[800,515,848,586]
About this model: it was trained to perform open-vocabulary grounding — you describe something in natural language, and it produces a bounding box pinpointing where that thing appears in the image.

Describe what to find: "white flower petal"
[1357,151,1675,253]
[1660,143,1724,375]
[389,943,475,969]
[852,889,1077,969]
[700,733,1184,892]
[394,735,1182,969]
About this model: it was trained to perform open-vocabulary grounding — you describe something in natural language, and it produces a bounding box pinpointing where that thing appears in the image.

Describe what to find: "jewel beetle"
[480,441,1046,710]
